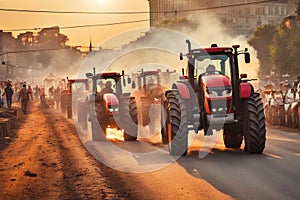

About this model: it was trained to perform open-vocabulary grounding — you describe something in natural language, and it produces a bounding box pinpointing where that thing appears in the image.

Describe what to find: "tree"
[248,25,276,80]
[270,23,293,75]
[289,2,300,75]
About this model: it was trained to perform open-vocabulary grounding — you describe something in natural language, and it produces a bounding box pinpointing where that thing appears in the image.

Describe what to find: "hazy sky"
[0,0,149,48]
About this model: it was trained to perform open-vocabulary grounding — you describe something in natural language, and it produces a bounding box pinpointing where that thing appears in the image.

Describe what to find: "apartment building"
[148,0,298,37]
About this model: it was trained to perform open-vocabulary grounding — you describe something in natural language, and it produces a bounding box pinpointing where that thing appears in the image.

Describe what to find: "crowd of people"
[261,76,300,106]
[0,80,43,114]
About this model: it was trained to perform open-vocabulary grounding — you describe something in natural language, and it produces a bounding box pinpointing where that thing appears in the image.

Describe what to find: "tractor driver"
[99,81,114,95]
[206,64,216,74]
[97,80,104,93]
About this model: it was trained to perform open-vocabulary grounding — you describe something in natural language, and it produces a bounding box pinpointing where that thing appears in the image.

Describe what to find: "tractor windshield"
[195,54,232,80]
[96,78,116,94]
[145,74,158,85]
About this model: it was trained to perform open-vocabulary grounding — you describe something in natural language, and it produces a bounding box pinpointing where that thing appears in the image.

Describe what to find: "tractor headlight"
[222,89,232,97]
[107,105,119,113]
[206,89,218,98]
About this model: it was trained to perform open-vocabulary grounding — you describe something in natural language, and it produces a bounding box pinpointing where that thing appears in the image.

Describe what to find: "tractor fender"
[240,82,252,99]
[171,82,191,100]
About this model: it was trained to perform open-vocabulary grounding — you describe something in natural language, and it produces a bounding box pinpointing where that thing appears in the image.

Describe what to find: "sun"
[96,0,108,3]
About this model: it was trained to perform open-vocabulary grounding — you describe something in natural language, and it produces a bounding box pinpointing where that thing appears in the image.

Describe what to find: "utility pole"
[89,37,93,52]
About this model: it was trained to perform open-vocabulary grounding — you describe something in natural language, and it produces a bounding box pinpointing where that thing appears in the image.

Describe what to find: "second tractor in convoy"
[84,70,138,141]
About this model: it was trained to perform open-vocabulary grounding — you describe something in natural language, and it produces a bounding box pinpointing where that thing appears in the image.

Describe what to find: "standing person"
[2,82,14,109]
[18,84,29,114]
[28,85,33,101]
[0,89,3,108]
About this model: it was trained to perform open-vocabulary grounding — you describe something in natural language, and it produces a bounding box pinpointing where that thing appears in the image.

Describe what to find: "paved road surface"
[0,103,299,199]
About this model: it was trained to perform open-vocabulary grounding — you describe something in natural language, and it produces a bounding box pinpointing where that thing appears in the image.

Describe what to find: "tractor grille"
[208,99,231,116]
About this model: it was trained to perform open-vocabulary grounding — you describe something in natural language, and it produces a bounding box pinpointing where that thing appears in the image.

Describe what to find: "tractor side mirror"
[132,81,136,89]
[86,73,93,78]
[180,52,183,60]
[244,52,250,63]
[127,77,131,84]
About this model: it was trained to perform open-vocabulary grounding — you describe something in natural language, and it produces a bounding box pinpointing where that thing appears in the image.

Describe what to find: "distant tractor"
[132,69,177,127]
[43,76,65,108]
[85,70,138,141]
[60,78,89,118]
[161,40,266,155]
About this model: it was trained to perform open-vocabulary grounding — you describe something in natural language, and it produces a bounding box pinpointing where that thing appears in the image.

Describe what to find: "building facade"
[148,0,298,37]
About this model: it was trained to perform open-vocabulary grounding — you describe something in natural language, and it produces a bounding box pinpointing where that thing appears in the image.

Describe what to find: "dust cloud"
[164,11,260,83]
[10,48,83,86]
[79,11,259,87]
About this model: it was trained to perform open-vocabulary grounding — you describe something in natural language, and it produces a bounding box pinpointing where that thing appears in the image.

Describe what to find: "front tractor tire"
[223,124,243,148]
[163,91,188,156]
[242,93,266,153]
[121,97,138,141]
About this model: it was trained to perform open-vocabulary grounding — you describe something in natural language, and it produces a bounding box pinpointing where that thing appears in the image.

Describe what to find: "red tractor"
[132,69,164,126]
[60,78,89,118]
[132,69,177,126]
[161,40,266,155]
[85,70,138,141]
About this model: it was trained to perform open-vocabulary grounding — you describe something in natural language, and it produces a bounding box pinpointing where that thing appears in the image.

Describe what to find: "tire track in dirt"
[0,104,129,199]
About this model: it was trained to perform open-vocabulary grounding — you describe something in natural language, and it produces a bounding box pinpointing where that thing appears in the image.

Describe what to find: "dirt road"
[0,103,232,200]
[0,104,131,200]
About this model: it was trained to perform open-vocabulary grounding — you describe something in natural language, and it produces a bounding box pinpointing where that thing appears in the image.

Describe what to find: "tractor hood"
[201,74,231,88]
[103,93,119,106]
[103,93,119,115]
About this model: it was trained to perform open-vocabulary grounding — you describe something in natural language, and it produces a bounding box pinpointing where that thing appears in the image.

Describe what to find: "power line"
[0,0,281,15]
[4,19,149,32]
[0,47,70,56]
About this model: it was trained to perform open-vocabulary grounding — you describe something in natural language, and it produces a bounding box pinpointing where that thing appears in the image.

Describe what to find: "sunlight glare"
[96,0,108,3]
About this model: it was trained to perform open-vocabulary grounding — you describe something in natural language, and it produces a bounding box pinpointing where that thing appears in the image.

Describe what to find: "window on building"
[275,7,279,15]
[281,7,285,15]
[245,7,250,15]
[269,6,274,15]
[256,7,265,15]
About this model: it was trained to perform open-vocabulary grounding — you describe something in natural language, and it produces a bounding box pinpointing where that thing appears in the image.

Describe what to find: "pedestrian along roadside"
[18,84,30,115]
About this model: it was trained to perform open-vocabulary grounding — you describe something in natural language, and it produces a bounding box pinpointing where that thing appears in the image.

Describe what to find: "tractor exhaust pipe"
[186,39,192,54]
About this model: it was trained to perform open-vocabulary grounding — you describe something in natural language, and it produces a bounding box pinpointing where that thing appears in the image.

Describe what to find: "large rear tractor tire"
[121,97,138,141]
[242,93,266,153]
[163,91,188,156]
[61,95,67,114]
[160,103,168,145]
[66,96,72,118]
[223,124,243,148]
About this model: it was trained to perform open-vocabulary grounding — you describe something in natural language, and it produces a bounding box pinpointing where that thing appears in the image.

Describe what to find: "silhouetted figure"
[19,84,29,114]
[2,82,14,109]
[99,81,113,95]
